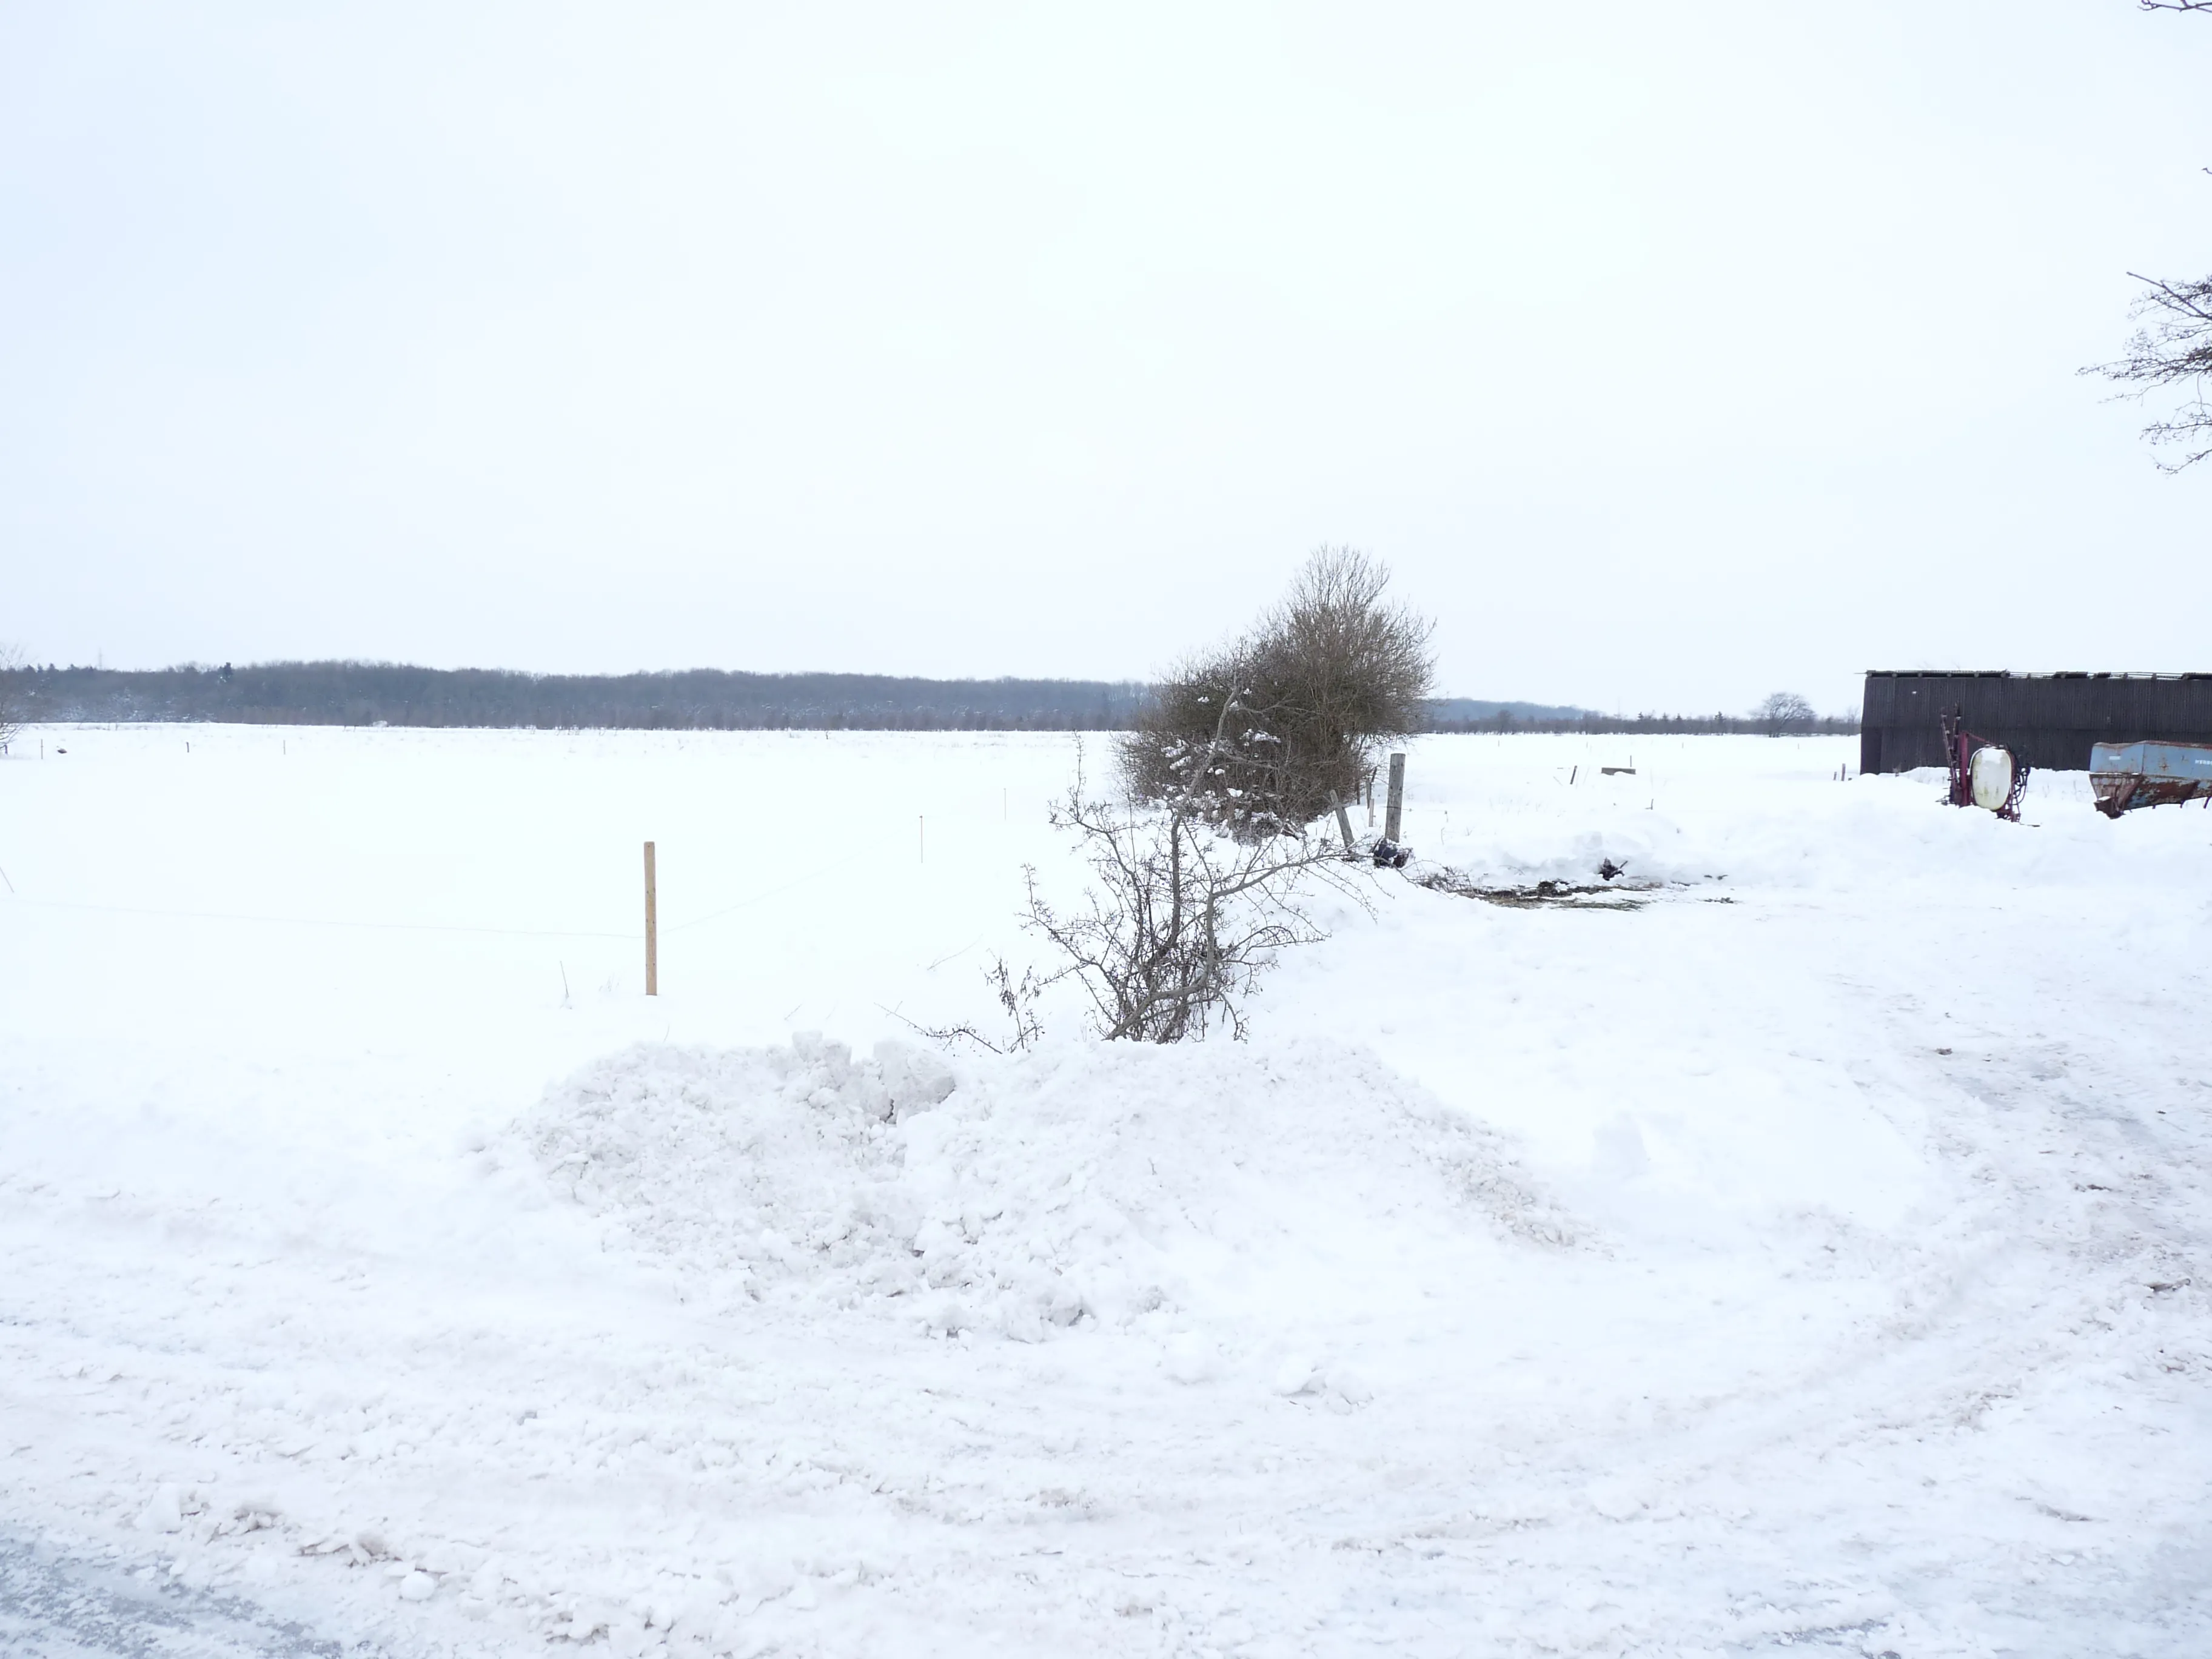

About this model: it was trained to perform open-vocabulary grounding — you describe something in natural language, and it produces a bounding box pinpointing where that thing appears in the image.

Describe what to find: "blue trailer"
[2089,740,2212,817]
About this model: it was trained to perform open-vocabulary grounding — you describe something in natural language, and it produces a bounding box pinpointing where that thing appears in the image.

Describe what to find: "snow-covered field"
[3,726,2210,1658]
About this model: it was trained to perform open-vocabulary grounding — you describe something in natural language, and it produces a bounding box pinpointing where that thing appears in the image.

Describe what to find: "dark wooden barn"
[1861,672,2212,773]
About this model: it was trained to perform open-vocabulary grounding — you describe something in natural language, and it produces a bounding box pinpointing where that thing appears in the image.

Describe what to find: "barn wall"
[1860,673,2212,773]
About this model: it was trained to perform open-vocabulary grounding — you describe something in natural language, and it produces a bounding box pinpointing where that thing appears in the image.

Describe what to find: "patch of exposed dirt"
[1415,871,1654,911]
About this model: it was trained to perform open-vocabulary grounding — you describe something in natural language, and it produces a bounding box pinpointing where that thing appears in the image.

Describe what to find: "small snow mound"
[134,1484,184,1534]
[521,1032,1573,1341]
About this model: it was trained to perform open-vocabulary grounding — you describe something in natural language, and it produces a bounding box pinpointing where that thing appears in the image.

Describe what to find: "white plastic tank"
[1969,744,2014,812]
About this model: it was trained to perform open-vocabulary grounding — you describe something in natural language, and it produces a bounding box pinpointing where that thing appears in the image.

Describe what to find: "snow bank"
[521,1031,1573,1345]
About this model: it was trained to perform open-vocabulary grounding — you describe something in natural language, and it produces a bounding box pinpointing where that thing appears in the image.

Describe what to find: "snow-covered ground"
[3,726,2210,1658]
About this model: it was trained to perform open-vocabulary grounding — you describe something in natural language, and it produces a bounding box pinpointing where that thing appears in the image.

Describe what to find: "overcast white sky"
[3,2,2207,714]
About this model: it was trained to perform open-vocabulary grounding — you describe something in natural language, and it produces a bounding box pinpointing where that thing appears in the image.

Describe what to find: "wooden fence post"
[1326,789,1358,852]
[643,841,659,996]
[1384,752,1406,843]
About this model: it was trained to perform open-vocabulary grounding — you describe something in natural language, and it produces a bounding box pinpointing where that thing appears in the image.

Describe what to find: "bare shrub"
[1121,548,1434,839]
[1019,777,1357,1044]
[931,712,1366,1050]
[921,553,1421,1050]
[907,957,1048,1057]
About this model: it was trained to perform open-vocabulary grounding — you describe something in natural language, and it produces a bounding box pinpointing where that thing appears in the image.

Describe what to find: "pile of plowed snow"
[519,1033,1574,1344]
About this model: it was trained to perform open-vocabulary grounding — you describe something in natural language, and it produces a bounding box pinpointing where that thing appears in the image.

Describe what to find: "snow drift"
[521,1032,1574,1346]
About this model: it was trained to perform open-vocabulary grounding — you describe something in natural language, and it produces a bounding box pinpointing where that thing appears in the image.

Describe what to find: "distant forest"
[1428,706,1862,737]
[0,662,1855,735]
[6,662,1151,732]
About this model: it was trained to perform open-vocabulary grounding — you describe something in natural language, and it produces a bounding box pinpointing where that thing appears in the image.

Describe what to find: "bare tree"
[2085,273,2212,472]
[2082,2,2211,466]
[1121,548,1434,839]
[1754,691,1816,736]
[0,644,24,756]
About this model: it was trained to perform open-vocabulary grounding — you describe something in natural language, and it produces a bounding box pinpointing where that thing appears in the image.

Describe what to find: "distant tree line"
[1427,709,1858,737]
[0,660,1857,736]
[1,662,1153,732]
